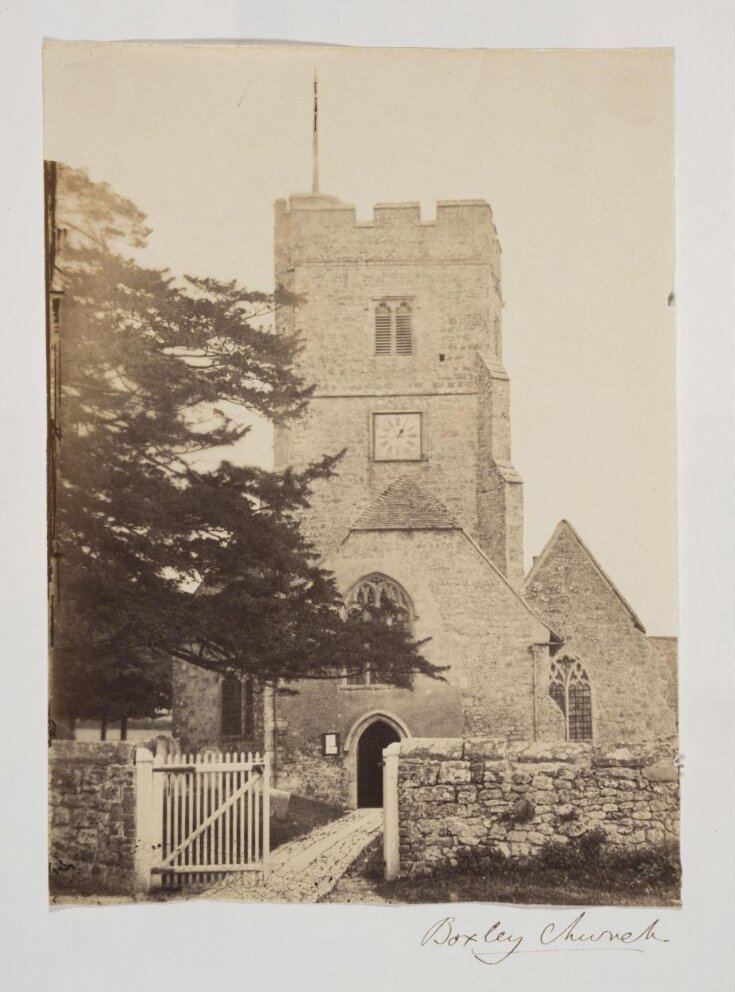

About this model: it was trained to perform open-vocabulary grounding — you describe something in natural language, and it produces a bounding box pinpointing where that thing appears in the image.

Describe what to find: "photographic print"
[44,43,679,908]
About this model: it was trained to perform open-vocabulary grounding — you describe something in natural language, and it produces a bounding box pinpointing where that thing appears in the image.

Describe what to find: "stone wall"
[476,353,524,588]
[172,659,265,754]
[395,738,679,877]
[275,737,349,808]
[275,393,485,558]
[49,741,138,894]
[274,198,502,399]
[525,521,678,742]
[321,528,553,743]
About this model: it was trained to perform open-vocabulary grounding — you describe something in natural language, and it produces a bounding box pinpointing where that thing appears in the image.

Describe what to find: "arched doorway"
[356,719,401,808]
[344,710,410,809]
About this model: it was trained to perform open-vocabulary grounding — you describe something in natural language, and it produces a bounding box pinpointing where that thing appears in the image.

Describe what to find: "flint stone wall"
[275,738,349,809]
[397,738,679,877]
[49,741,138,894]
[172,659,265,754]
[525,522,678,742]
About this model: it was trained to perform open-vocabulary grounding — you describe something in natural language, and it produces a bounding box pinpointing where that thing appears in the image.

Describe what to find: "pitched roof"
[319,491,559,642]
[526,519,646,633]
[460,530,562,643]
[351,475,459,531]
[316,477,560,643]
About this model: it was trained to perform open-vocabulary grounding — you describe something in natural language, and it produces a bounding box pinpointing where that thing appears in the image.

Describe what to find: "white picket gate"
[136,749,270,889]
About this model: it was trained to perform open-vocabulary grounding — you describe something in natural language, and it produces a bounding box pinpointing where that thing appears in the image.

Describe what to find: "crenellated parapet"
[275,194,501,273]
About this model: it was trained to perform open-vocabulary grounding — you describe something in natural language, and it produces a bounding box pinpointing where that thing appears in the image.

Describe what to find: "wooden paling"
[152,749,270,888]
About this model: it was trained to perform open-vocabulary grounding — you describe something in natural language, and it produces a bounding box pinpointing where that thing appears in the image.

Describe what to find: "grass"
[375,868,680,906]
[270,794,345,850]
[342,835,681,907]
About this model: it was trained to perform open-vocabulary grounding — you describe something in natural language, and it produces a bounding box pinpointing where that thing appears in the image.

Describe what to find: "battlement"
[276,194,493,225]
[275,193,499,266]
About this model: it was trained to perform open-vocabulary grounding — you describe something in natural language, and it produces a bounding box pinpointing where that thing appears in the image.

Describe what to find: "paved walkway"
[206,808,383,903]
[325,876,392,905]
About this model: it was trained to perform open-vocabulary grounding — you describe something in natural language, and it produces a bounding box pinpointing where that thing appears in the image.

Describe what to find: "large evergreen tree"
[49,165,441,732]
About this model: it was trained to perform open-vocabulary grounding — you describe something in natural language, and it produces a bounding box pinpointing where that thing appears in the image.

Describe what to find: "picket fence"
[145,750,270,888]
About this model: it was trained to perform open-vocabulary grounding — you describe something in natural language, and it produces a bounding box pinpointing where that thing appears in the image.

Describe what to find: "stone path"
[325,876,392,905]
[205,808,383,904]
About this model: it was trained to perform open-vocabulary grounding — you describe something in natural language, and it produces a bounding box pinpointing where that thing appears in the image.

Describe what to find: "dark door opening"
[357,720,400,808]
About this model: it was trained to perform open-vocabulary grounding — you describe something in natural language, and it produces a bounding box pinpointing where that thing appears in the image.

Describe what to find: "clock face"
[373,413,422,461]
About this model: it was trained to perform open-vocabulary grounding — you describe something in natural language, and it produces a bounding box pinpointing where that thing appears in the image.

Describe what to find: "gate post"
[133,747,155,892]
[150,748,165,889]
[262,752,271,873]
[383,741,401,881]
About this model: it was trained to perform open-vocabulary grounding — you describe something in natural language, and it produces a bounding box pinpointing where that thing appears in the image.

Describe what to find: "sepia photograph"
[44,43,680,910]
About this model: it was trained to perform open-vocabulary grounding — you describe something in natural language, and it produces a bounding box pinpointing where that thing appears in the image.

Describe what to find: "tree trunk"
[69,715,76,739]
[120,714,128,741]
[100,715,107,741]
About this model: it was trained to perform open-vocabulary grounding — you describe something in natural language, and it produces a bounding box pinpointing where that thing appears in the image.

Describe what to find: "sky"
[43,43,677,634]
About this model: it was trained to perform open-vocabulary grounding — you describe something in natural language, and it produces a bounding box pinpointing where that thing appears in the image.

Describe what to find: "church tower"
[273,191,524,587]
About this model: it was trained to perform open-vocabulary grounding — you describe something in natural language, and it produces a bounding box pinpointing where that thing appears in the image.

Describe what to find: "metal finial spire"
[312,69,319,194]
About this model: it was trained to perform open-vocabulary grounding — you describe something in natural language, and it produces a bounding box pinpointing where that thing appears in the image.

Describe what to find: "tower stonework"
[274,193,524,587]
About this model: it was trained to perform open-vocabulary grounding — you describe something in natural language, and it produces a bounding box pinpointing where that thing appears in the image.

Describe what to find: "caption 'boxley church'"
[173,90,677,810]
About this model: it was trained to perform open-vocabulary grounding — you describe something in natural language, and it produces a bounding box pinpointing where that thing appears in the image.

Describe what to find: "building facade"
[173,187,677,809]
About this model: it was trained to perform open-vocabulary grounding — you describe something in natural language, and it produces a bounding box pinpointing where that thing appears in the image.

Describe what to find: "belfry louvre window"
[549,655,593,741]
[374,303,392,355]
[374,301,413,356]
[395,303,413,355]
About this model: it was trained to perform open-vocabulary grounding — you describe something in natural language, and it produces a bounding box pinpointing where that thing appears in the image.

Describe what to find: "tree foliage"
[50,165,442,724]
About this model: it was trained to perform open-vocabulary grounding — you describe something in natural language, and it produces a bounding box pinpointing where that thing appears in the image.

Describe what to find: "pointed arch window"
[549,655,593,741]
[343,573,414,686]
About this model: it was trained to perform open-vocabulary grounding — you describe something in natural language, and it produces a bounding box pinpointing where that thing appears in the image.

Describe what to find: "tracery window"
[374,301,413,356]
[343,573,413,686]
[549,654,593,741]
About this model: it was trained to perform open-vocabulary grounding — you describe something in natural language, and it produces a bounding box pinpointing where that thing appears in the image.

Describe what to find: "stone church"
[173,178,677,810]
